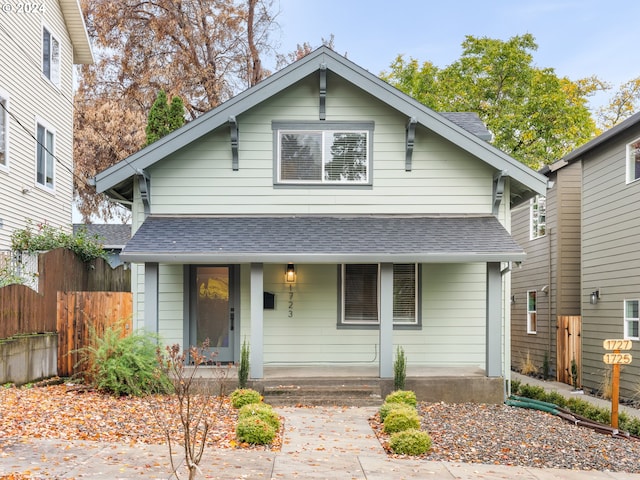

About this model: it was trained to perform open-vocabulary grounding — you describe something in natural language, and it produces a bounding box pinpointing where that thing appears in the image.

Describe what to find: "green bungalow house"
[94,47,547,402]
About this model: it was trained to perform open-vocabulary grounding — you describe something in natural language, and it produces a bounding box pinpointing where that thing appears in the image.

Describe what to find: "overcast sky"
[273,0,640,110]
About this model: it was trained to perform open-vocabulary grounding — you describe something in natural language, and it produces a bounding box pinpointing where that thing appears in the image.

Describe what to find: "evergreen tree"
[145,90,185,146]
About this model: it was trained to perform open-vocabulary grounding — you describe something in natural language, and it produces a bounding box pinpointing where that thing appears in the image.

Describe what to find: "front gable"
[95,47,546,207]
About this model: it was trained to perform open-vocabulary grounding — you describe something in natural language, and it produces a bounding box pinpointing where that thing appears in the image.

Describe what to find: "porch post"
[144,262,159,333]
[379,263,394,378]
[486,262,502,377]
[250,263,264,379]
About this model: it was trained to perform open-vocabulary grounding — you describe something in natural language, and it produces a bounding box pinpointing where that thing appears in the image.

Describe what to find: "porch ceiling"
[120,215,526,264]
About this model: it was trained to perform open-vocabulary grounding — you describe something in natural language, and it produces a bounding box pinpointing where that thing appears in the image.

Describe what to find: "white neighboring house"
[0,0,93,252]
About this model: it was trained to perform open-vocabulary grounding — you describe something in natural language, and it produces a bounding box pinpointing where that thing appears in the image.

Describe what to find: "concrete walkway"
[2,400,640,479]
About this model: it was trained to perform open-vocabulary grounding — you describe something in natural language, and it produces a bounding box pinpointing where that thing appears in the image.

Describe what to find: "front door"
[192,266,235,362]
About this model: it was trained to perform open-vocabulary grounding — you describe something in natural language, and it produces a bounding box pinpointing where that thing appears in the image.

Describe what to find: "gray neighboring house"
[511,111,640,399]
[94,46,546,400]
[74,224,131,268]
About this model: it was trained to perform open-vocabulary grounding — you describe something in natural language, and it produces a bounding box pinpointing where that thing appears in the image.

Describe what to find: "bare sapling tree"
[154,339,231,480]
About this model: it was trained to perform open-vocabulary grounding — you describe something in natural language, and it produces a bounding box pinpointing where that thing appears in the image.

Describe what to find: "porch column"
[379,263,394,378]
[144,262,159,333]
[250,263,264,379]
[486,262,502,377]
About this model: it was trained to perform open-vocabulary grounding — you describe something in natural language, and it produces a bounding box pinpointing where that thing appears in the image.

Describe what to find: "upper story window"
[530,195,546,239]
[626,138,640,184]
[624,299,639,340]
[273,121,373,185]
[0,94,7,169]
[527,290,537,334]
[340,264,418,326]
[42,26,60,86]
[36,121,55,189]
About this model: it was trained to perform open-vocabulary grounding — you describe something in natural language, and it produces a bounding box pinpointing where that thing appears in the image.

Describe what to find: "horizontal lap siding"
[581,125,640,398]
[149,75,493,216]
[0,3,75,249]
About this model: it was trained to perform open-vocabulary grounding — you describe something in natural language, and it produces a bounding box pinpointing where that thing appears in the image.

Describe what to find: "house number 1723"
[288,284,294,318]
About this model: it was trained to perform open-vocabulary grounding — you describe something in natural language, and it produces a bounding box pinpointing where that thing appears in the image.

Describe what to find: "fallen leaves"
[0,384,281,451]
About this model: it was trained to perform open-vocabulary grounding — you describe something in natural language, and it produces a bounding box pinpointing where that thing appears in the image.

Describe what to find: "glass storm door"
[193,266,234,362]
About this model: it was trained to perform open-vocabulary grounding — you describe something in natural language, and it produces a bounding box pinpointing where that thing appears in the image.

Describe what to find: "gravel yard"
[414,402,640,472]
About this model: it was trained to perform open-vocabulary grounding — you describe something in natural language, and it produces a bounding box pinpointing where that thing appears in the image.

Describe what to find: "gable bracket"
[319,63,327,120]
[136,169,151,217]
[405,117,417,171]
[229,116,239,171]
[492,170,506,216]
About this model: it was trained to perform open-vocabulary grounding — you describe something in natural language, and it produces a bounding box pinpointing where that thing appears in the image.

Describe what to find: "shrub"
[389,428,432,455]
[79,324,172,396]
[384,390,417,407]
[230,388,262,408]
[236,416,276,445]
[383,405,421,433]
[394,346,406,391]
[517,384,546,400]
[238,340,249,388]
[379,401,414,422]
[238,402,280,430]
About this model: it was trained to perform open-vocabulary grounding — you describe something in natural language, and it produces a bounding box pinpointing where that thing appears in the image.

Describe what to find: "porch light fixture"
[285,263,296,283]
[590,290,600,305]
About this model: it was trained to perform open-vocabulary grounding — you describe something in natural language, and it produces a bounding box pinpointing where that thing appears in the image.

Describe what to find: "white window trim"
[527,290,537,334]
[42,23,61,87]
[624,299,640,340]
[0,89,9,172]
[339,263,419,327]
[34,116,56,192]
[530,195,546,240]
[626,137,640,184]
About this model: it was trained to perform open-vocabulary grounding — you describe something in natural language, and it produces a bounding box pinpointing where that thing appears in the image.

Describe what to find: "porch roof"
[121,215,525,264]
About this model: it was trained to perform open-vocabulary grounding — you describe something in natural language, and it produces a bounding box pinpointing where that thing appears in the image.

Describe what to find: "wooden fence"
[0,248,130,338]
[57,291,133,377]
[557,315,582,386]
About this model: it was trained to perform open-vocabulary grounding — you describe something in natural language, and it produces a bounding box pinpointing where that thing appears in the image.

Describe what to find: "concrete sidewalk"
[2,403,640,479]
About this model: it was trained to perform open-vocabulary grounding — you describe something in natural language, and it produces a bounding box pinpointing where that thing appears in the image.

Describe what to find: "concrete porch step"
[255,378,384,407]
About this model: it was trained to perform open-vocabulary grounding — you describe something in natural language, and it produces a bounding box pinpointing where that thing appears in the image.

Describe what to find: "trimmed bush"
[379,401,414,422]
[230,388,262,408]
[383,405,421,433]
[389,428,432,455]
[238,402,280,430]
[384,390,417,407]
[236,416,276,445]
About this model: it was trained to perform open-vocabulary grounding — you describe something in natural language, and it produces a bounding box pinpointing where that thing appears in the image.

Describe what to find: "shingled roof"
[121,215,526,264]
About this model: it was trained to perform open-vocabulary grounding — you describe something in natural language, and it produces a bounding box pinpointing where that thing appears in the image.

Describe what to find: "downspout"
[548,226,552,377]
[501,262,512,399]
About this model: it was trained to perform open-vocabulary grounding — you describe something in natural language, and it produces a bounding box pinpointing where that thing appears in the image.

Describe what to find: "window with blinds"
[274,122,372,185]
[341,264,418,326]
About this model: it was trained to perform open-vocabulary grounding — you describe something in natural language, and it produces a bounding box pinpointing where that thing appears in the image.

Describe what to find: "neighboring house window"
[624,300,639,340]
[36,122,54,189]
[527,290,537,334]
[530,195,546,239]
[42,26,60,85]
[626,138,640,183]
[341,264,418,326]
[0,94,7,168]
[274,121,373,185]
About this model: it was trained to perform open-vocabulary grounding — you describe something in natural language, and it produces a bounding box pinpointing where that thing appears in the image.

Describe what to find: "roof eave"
[120,252,526,264]
[59,0,93,64]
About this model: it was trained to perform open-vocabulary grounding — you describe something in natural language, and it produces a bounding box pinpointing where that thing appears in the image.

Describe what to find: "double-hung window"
[527,290,537,334]
[42,26,60,86]
[36,121,54,189]
[624,300,639,340]
[341,264,418,326]
[626,138,640,184]
[274,121,373,185]
[530,195,546,239]
[0,94,7,169]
